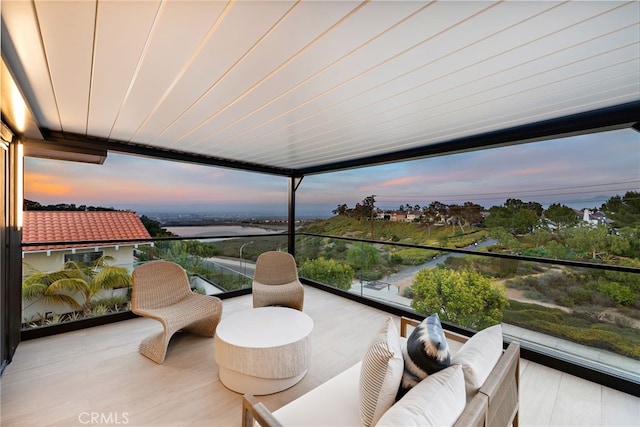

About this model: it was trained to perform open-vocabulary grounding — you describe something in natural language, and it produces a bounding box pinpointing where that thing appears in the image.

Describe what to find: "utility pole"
[370,194,376,239]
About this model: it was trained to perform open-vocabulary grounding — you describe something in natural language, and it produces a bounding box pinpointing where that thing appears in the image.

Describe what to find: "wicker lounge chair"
[252,251,304,311]
[131,260,223,364]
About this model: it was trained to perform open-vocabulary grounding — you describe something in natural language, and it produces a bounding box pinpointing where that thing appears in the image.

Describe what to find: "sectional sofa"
[242,316,520,427]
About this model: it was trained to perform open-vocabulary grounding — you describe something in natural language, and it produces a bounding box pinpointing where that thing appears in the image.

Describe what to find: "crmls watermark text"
[78,412,129,425]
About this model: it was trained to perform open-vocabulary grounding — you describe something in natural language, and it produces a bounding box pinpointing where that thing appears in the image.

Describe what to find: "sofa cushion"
[377,364,466,427]
[451,324,503,400]
[359,316,404,427]
[273,362,362,426]
[398,313,451,397]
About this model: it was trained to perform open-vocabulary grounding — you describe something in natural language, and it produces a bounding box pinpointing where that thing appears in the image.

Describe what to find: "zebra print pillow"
[397,313,451,399]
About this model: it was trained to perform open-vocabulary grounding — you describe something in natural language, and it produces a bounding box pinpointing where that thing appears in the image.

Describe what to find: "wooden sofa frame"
[242,317,520,427]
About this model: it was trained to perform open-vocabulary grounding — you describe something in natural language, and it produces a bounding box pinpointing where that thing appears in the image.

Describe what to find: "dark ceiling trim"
[38,129,296,177]
[298,101,640,175]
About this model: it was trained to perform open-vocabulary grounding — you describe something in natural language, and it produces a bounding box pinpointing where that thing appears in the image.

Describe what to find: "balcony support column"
[3,136,23,370]
[288,176,303,256]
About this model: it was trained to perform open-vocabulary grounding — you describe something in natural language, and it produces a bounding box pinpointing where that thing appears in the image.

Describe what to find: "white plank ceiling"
[1,0,639,173]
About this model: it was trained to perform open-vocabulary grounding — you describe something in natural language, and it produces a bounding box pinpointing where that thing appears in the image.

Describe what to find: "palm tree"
[22,255,132,316]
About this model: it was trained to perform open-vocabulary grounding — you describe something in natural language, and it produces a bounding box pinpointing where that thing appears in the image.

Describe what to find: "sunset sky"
[25,128,640,218]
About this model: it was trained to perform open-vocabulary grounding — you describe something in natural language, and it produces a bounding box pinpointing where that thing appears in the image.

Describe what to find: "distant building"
[581,209,611,226]
[390,211,407,222]
[405,210,421,222]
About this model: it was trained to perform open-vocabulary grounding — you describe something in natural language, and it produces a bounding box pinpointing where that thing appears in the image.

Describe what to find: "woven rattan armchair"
[252,251,304,311]
[131,260,223,364]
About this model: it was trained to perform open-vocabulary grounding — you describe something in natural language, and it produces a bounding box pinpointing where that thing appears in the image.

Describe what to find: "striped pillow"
[359,317,404,427]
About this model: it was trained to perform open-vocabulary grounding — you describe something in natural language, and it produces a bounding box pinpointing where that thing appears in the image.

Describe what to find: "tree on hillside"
[491,227,523,251]
[24,199,115,211]
[449,201,483,232]
[411,267,508,330]
[346,243,380,272]
[566,224,630,260]
[600,191,640,228]
[616,226,640,258]
[332,204,349,216]
[504,198,543,216]
[361,195,376,219]
[544,203,579,230]
[139,215,176,237]
[332,196,376,220]
[485,198,541,234]
[422,201,448,225]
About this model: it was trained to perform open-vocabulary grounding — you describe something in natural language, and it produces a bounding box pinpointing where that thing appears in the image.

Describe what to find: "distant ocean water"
[165,224,284,238]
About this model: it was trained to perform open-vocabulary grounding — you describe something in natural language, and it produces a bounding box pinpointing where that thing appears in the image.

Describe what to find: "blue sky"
[25,128,639,218]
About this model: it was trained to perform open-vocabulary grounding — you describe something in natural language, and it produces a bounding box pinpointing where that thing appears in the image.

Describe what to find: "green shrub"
[598,282,637,307]
[299,257,354,290]
[402,287,416,299]
[395,248,438,265]
[412,267,508,330]
[523,290,544,300]
[554,295,574,308]
[568,286,593,304]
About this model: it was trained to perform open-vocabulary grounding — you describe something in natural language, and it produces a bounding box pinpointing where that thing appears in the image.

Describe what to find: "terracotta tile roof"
[23,211,152,251]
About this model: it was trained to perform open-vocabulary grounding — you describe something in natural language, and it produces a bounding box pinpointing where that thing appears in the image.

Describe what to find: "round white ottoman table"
[214,306,314,395]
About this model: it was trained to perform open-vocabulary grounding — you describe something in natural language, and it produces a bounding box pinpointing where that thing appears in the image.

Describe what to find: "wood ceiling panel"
[251,72,638,168]
[191,1,494,157]
[136,0,297,146]
[0,1,58,129]
[34,0,96,133]
[87,0,161,137]
[109,0,227,142]
[179,1,430,153]
[290,71,639,168]
[216,8,632,168]
[160,0,365,148]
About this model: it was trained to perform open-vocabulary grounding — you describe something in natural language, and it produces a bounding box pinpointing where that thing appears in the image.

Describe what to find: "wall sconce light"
[114,245,119,251]
[71,248,76,254]
[46,250,51,257]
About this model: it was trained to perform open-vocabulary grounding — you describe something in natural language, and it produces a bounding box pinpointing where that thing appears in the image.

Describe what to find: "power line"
[375,180,639,200]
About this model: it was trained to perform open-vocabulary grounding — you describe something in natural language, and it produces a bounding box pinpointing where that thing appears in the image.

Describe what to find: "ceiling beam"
[37,129,297,177]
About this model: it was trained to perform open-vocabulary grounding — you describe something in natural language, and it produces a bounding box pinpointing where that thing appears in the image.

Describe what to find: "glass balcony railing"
[20,230,639,391]
[20,233,288,331]
[295,232,640,384]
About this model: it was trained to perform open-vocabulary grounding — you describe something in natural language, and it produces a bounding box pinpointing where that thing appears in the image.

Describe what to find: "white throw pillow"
[451,324,503,400]
[359,316,404,427]
[376,364,466,427]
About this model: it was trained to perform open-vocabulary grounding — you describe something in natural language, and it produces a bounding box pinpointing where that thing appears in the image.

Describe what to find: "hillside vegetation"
[298,213,640,360]
[300,215,490,248]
